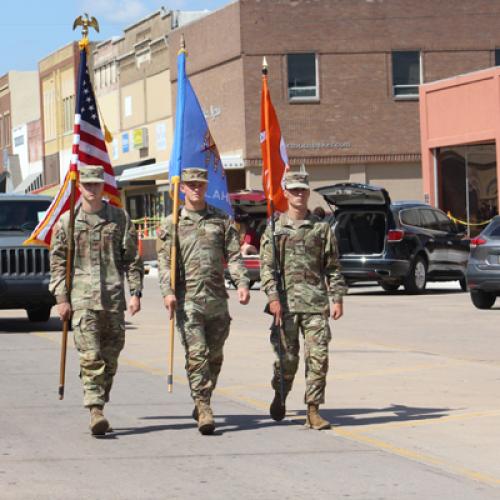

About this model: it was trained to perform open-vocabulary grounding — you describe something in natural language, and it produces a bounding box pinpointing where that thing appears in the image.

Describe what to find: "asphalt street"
[1,275,500,499]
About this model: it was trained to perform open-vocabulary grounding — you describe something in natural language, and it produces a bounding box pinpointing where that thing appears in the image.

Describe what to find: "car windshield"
[0,200,51,232]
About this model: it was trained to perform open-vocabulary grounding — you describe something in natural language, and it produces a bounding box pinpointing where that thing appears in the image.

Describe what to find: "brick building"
[0,71,41,193]
[169,0,500,206]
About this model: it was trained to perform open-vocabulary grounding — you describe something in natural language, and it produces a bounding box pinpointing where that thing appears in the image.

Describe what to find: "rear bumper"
[467,266,500,292]
[340,258,410,283]
[0,276,54,309]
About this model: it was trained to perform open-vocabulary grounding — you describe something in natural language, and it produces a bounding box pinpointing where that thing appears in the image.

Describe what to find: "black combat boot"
[270,391,286,421]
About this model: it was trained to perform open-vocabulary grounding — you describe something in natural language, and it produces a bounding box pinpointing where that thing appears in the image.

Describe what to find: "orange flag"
[260,60,289,215]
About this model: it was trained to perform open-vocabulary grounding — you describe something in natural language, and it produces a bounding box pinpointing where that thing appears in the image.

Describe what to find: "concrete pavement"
[1,275,500,499]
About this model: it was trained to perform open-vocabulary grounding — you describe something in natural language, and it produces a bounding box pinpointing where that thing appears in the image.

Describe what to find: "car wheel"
[470,290,496,310]
[380,282,401,292]
[403,256,427,294]
[27,307,52,322]
[459,276,468,292]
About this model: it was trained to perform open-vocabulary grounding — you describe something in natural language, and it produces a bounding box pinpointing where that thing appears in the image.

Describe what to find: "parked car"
[466,215,500,309]
[315,183,470,293]
[224,190,267,288]
[0,194,55,321]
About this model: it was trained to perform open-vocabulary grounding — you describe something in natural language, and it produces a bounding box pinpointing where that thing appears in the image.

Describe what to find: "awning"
[14,172,43,194]
[31,182,60,197]
[113,158,156,177]
[116,154,243,185]
[117,161,169,183]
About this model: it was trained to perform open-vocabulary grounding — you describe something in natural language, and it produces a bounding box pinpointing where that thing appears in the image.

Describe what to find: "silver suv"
[0,194,54,321]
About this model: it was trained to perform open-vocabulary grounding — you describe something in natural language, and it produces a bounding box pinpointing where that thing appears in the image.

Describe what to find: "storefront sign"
[133,128,148,149]
[156,123,166,151]
[287,142,351,150]
[122,132,129,153]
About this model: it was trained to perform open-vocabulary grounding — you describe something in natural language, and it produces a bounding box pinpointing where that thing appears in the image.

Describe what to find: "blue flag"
[169,50,233,216]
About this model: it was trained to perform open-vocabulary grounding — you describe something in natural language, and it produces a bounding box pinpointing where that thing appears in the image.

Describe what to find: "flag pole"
[59,16,98,400]
[262,57,286,406]
[167,177,179,393]
[167,36,187,393]
[262,57,274,216]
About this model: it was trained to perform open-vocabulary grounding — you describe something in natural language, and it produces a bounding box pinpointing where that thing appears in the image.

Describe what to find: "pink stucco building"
[420,68,500,231]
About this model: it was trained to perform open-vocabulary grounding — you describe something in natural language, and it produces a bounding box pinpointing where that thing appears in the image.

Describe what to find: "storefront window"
[437,144,498,236]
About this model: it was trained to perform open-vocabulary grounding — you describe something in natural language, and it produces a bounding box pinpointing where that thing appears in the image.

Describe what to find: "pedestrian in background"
[157,168,250,435]
[49,165,143,436]
[260,171,347,429]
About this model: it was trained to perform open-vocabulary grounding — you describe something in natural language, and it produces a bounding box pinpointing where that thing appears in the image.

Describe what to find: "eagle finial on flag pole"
[73,13,100,44]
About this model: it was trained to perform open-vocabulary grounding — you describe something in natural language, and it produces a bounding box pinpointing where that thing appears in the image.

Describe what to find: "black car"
[0,194,55,321]
[466,215,500,309]
[315,183,469,293]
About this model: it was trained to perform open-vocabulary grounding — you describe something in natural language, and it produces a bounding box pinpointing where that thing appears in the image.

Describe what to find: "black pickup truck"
[0,194,54,321]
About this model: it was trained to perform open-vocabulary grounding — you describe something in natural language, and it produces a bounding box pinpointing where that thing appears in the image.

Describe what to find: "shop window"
[287,53,319,101]
[392,51,421,99]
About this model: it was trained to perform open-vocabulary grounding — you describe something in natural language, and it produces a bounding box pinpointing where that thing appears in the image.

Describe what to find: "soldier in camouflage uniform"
[260,171,347,430]
[50,166,144,436]
[157,168,250,435]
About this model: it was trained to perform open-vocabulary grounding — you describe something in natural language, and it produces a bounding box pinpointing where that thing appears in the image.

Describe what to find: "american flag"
[24,44,121,247]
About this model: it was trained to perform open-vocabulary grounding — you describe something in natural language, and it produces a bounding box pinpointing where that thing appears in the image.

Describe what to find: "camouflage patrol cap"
[79,165,105,184]
[181,168,208,183]
[284,171,309,190]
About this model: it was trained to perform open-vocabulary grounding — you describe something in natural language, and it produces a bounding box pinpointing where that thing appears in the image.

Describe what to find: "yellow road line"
[335,429,500,487]
[33,329,500,487]
[345,409,500,432]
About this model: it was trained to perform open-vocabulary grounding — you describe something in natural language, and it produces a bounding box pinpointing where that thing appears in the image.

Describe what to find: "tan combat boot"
[196,401,215,435]
[192,398,210,422]
[89,405,109,436]
[306,404,331,430]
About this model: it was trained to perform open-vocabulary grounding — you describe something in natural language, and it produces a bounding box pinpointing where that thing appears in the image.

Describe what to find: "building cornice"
[244,153,421,167]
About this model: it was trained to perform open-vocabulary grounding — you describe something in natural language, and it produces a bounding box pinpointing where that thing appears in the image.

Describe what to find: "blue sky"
[0,0,229,75]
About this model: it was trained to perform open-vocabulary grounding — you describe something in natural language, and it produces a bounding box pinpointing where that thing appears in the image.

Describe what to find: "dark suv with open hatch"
[315,183,469,293]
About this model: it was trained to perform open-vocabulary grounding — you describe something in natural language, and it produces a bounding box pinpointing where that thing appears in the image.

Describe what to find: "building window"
[287,53,319,101]
[495,49,500,66]
[63,95,75,133]
[392,51,421,99]
[3,113,11,147]
[124,96,132,117]
[43,88,56,141]
[94,69,101,89]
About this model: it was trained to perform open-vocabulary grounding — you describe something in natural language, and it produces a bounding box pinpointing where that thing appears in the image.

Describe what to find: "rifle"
[269,201,286,407]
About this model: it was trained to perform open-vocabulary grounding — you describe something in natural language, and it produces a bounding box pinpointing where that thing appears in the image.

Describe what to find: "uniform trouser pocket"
[177,301,230,403]
[271,312,301,395]
[302,314,331,405]
[73,309,125,407]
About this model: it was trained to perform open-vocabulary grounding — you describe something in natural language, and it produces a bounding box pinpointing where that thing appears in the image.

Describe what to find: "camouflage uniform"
[49,169,143,409]
[157,199,249,405]
[260,181,347,406]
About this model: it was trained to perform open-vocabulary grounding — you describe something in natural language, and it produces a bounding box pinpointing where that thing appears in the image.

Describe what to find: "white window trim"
[288,53,320,103]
